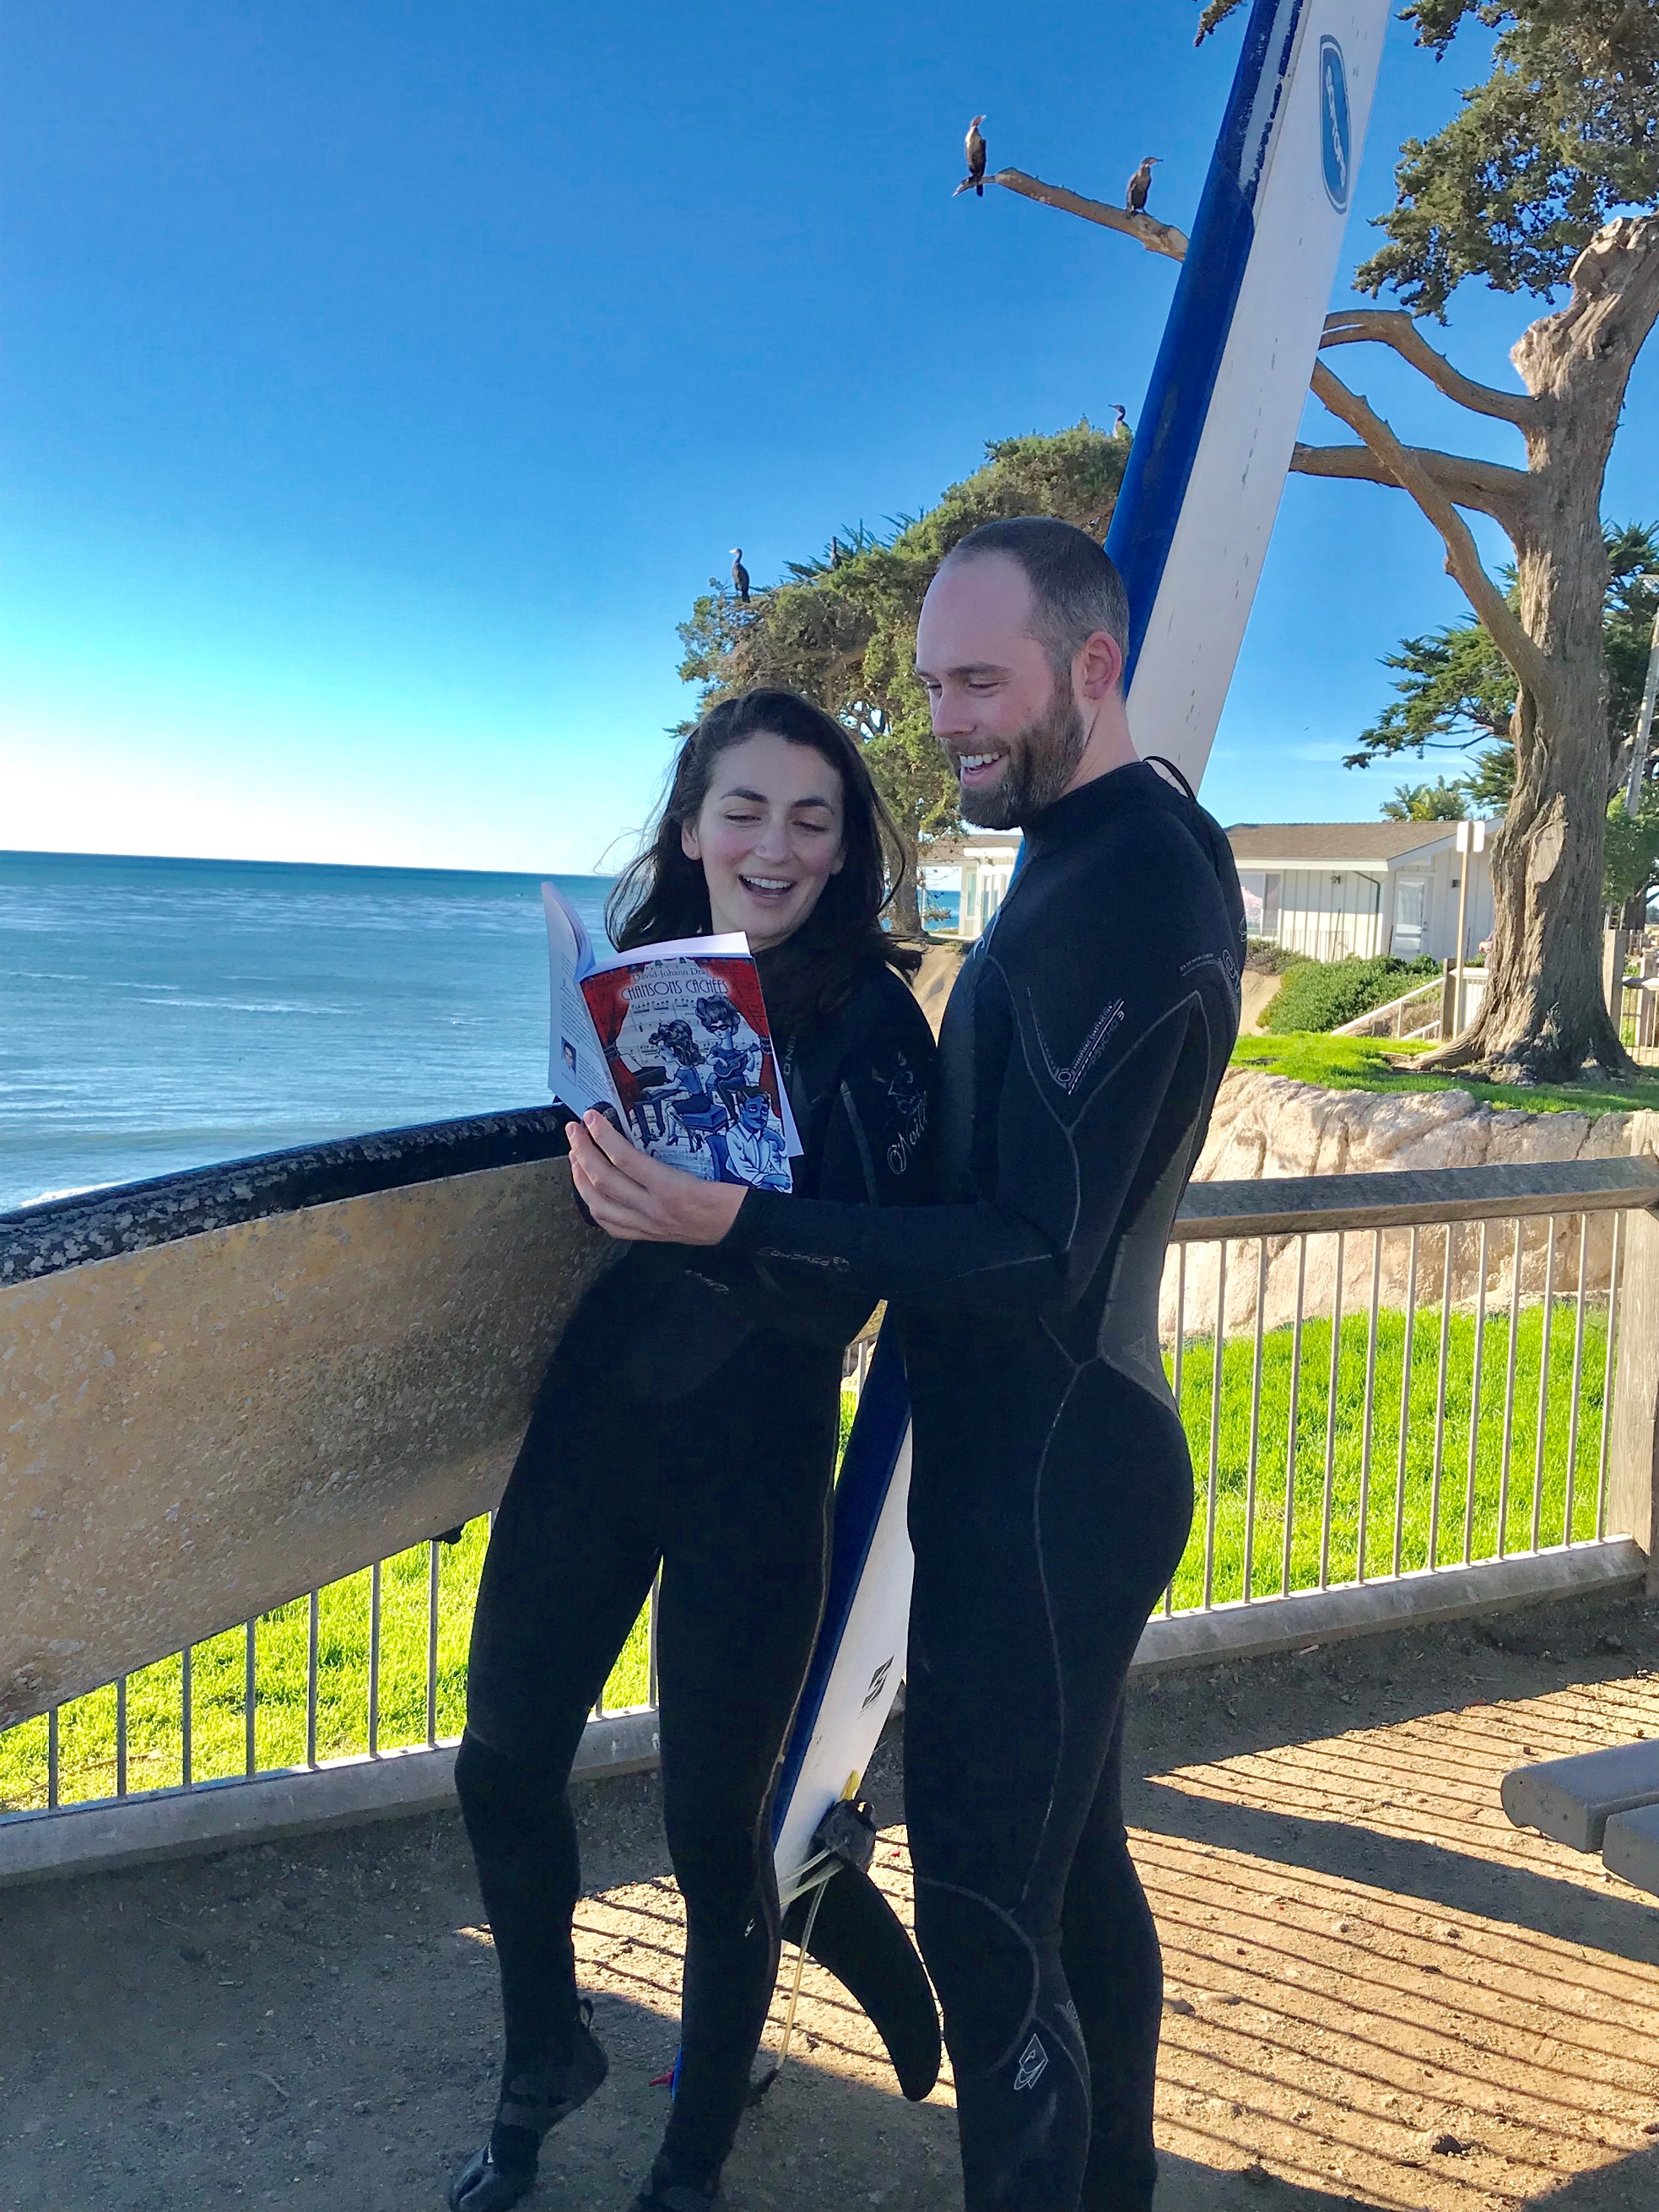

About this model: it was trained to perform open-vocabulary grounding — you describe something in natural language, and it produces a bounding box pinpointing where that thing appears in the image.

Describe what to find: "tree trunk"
[1421,218,1659,1082]
[1443,659,1629,1079]
[890,841,925,938]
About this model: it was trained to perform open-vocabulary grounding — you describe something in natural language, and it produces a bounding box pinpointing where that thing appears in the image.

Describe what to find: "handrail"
[1330,968,1489,1039]
[1172,1155,1659,1243]
[1330,974,1444,1035]
[8,1144,1659,1869]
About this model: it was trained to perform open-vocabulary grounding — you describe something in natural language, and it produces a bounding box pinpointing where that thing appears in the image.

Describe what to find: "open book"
[543,883,799,1192]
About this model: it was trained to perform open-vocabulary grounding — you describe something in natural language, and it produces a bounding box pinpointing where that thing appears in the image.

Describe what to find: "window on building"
[1238,871,1282,940]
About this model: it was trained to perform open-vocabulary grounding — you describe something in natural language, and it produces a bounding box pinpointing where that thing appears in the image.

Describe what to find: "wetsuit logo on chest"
[1013,2034,1049,2091]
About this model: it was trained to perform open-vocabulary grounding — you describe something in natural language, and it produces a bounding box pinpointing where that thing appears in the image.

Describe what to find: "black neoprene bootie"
[447,2004,608,2211]
[628,2152,719,2210]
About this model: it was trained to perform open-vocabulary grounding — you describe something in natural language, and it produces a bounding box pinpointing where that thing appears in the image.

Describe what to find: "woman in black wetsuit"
[448,690,935,2212]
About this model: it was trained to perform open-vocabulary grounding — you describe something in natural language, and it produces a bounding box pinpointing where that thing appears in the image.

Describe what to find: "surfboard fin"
[780,1863,940,2102]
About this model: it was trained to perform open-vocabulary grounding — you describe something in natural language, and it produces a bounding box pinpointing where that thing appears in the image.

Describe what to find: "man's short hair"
[943,516,1131,684]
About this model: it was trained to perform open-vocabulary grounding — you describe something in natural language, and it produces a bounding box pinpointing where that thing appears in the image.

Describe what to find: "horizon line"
[0,847,616,883]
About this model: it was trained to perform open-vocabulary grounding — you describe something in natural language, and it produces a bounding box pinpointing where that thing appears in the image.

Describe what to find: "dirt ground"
[6,1588,1659,2212]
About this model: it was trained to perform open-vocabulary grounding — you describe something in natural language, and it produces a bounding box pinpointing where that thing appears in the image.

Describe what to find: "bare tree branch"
[1320,308,1543,429]
[1288,438,1534,527]
[992,160,1553,697]
[987,170,1188,263]
[1308,361,1554,703]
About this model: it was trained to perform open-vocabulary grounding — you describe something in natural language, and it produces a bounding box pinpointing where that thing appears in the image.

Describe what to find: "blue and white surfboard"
[764,0,1392,2090]
[1111,0,1390,785]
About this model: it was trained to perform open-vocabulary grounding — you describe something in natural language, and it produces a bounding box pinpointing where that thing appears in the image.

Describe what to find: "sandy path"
[4,1592,1659,2211]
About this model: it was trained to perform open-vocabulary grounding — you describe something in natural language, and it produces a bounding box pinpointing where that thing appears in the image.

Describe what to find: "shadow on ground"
[4,1589,1659,2209]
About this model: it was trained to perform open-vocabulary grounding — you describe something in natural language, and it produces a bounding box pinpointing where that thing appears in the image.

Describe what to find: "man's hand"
[566,1111,748,1245]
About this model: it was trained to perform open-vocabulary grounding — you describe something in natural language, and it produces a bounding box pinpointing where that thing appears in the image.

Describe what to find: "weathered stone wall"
[1162,1072,1638,1338]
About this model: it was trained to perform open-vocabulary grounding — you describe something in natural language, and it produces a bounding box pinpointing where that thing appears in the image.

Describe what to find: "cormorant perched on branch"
[730,548,750,604]
[954,114,987,197]
[965,115,986,194]
[1125,155,1162,214]
[1111,404,1132,441]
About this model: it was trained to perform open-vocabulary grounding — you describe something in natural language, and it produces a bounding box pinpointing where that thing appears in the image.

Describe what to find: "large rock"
[1164,1072,1635,1337]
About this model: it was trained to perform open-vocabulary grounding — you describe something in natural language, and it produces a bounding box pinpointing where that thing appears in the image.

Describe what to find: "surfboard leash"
[750,1783,878,2102]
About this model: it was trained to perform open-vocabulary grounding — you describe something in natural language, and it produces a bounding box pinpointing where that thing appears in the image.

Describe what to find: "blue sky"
[3,1,1656,873]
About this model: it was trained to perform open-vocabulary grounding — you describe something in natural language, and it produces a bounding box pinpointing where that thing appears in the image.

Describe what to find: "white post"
[1608,924,1632,1025]
[1624,601,1659,814]
[1609,1112,1659,1594]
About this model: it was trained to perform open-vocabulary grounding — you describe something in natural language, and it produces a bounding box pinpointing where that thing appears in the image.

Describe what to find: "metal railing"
[1332,975,1444,1040]
[1616,958,1659,1060]
[1332,966,1489,1041]
[0,1519,664,1820]
[1160,1158,1656,1613]
[3,1155,1657,1838]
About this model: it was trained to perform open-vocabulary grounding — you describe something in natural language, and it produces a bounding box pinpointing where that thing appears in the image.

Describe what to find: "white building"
[921,834,1023,939]
[1228,822,1494,964]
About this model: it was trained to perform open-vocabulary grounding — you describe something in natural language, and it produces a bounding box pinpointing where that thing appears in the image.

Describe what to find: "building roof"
[1226,821,1467,868]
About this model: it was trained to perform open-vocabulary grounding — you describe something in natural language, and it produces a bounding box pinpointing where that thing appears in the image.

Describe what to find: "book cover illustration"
[581,954,792,1189]
[542,882,797,1193]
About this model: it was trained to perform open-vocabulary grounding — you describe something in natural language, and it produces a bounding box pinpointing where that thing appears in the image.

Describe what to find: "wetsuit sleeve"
[721,825,1236,1317]
[663,980,935,1350]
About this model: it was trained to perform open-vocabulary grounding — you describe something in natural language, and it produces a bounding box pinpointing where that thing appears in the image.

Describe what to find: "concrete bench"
[1501,1739,1659,1852]
[1603,1803,1659,1898]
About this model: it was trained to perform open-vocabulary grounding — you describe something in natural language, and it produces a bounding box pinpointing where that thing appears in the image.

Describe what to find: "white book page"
[542,879,596,976]
[543,884,620,1118]
[586,929,750,973]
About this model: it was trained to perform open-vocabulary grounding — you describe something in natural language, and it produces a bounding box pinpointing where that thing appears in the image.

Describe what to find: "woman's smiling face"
[681,733,846,953]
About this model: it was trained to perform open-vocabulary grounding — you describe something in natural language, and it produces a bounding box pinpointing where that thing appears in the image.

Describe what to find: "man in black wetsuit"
[570,517,1245,2212]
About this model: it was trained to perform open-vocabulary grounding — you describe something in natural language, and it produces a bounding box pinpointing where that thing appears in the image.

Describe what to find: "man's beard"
[958,679,1089,830]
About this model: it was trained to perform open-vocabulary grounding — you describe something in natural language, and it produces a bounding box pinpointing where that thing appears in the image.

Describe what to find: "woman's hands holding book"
[568,1111,748,1245]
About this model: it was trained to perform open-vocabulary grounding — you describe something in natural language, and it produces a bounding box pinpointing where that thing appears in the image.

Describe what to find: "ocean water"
[0,851,614,1215]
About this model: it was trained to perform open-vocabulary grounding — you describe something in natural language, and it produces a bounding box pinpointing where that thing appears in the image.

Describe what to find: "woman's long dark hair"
[606,690,921,1040]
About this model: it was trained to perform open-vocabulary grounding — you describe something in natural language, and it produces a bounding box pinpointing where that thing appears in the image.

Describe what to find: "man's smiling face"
[914,552,1087,830]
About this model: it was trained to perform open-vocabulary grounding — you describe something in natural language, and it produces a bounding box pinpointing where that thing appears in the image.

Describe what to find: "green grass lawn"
[1168,1299,1609,1611]
[1231,1031,1659,1117]
[0,1312,1612,1814]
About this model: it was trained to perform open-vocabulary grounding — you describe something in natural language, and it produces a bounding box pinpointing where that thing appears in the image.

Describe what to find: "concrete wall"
[1162,1070,1637,1336]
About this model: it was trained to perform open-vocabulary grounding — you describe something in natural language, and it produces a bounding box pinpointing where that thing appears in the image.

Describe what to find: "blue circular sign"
[1319,36,1352,212]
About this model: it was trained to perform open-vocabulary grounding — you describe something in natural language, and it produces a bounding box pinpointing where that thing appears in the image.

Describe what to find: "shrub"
[1246,937,1311,976]
[1262,954,1440,1034]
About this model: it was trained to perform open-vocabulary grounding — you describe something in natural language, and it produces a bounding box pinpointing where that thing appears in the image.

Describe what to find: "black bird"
[965,114,986,195]
[730,548,750,604]
[1111,403,1132,441]
[953,114,987,198]
[830,535,844,569]
[1125,155,1161,215]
